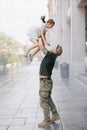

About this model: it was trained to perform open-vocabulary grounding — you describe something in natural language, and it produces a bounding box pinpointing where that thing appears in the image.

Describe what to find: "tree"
[0,32,24,74]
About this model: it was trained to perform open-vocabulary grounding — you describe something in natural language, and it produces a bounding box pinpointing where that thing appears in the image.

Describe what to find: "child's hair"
[41,16,46,23]
[41,16,55,25]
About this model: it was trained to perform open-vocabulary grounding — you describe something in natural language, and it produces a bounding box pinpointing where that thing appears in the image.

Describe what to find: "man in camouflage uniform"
[38,43,63,127]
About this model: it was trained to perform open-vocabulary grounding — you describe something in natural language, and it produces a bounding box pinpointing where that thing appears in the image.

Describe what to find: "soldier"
[38,43,63,127]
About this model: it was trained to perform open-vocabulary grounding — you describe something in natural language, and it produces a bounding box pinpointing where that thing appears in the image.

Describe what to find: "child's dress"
[27,25,48,41]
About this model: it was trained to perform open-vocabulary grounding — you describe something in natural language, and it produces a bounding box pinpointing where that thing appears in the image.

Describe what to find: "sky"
[0,0,48,44]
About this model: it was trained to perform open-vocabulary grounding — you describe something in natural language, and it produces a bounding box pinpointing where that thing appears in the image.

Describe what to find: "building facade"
[47,0,87,75]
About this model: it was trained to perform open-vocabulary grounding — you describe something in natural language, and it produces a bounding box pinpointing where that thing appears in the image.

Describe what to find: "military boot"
[51,115,60,122]
[38,120,52,127]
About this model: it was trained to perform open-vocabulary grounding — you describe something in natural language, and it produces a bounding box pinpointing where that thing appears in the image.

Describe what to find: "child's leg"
[28,38,43,61]
[33,38,44,56]
[33,47,40,56]
[27,45,38,52]
[28,47,40,62]
[30,38,37,45]
[28,38,38,52]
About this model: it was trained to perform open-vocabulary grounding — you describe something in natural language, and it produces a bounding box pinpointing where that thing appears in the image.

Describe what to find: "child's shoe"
[28,53,33,62]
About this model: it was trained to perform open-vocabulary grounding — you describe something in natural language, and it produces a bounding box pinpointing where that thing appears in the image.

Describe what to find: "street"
[0,61,87,130]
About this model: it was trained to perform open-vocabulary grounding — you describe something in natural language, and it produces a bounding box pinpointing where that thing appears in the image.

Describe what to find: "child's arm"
[41,27,50,46]
[41,27,46,45]
[37,40,48,55]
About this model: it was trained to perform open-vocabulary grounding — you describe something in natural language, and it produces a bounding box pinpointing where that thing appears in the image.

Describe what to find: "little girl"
[26,16,55,61]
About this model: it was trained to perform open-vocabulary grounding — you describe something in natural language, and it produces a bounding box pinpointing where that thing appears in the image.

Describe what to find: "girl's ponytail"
[41,16,46,23]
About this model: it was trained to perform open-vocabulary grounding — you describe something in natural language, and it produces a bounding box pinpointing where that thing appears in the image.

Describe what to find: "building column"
[71,0,85,75]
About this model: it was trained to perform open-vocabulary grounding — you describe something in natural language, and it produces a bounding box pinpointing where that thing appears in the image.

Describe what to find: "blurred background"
[0,0,48,75]
[0,0,87,76]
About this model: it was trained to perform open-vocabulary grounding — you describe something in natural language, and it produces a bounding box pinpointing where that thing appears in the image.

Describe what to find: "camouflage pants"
[39,78,58,121]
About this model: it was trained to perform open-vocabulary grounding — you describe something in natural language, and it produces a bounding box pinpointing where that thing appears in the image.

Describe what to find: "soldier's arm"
[41,48,48,55]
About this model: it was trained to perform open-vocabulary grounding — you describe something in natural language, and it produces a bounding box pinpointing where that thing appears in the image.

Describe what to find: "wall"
[48,0,86,76]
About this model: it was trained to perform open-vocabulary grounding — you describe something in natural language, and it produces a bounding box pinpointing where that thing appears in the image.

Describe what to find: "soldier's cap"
[56,44,63,56]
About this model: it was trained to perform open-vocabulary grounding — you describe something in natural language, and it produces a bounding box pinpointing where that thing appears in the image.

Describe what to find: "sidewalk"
[0,61,87,130]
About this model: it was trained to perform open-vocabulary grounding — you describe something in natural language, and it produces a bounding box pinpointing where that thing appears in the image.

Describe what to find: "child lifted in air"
[26,16,55,61]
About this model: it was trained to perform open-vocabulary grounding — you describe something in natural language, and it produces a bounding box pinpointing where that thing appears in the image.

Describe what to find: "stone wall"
[48,0,86,75]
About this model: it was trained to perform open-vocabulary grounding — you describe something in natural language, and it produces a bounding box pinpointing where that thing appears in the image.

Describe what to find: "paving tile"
[76,102,87,111]
[0,126,8,130]
[59,111,85,124]
[35,119,63,130]
[71,91,87,97]
[54,96,74,103]
[36,111,44,118]
[0,118,12,125]
[52,122,63,130]
[0,109,17,114]
[15,108,38,118]
[26,117,36,124]
[0,114,13,118]
[20,102,38,108]
[62,123,87,130]
[58,103,78,111]
[8,125,34,130]
[9,118,26,126]
[81,112,87,122]
[73,97,87,103]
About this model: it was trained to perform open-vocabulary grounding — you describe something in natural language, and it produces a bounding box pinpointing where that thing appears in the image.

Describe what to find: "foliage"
[0,32,24,64]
